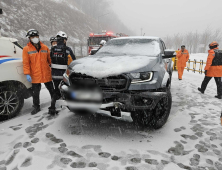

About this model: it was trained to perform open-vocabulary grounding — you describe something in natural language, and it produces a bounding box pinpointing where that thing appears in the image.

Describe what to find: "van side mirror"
[163,49,176,58]
[0,9,2,14]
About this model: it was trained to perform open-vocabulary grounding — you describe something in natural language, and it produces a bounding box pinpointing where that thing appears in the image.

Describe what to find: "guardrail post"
[199,60,204,74]
[187,59,190,72]
[193,59,196,73]
[185,58,207,74]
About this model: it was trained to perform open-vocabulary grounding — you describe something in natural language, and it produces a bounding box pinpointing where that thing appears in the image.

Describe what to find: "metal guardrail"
[174,59,206,74]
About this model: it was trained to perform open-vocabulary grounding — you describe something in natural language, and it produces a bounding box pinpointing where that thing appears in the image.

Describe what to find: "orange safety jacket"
[205,48,222,77]
[176,49,190,67]
[23,42,52,83]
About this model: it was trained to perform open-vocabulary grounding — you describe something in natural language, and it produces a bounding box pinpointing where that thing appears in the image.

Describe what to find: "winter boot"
[31,105,41,115]
[198,87,204,94]
[48,108,58,116]
[215,95,222,99]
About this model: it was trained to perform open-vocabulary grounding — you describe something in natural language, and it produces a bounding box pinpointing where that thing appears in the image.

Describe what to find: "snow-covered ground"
[189,53,208,61]
[1,57,222,170]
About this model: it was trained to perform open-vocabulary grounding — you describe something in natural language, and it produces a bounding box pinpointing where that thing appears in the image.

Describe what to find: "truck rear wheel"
[0,90,24,121]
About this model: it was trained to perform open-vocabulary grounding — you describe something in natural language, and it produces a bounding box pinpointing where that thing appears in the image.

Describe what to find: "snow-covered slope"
[0,0,98,47]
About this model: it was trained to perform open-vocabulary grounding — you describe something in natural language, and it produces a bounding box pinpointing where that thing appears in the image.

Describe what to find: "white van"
[0,36,32,120]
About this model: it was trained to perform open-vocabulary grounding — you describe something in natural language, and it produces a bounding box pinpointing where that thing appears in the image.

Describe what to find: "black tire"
[0,90,24,121]
[165,73,172,91]
[149,91,172,129]
[132,91,172,129]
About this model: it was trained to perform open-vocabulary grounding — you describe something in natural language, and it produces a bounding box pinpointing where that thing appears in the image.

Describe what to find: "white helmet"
[56,31,68,40]
[100,40,106,46]
[26,29,39,38]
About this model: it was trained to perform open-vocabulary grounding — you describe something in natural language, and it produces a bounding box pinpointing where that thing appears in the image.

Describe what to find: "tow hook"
[114,102,121,109]
[110,102,122,117]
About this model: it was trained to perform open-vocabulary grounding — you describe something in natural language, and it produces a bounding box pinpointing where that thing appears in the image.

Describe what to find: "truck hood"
[69,55,159,78]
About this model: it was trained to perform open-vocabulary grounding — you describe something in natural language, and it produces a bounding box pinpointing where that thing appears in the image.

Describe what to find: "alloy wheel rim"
[149,96,169,127]
[154,96,169,124]
[0,91,19,115]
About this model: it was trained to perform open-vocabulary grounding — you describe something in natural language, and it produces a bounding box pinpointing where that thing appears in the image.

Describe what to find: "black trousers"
[201,76,222,96]
[50,79,62,109]
[32,81,54,107]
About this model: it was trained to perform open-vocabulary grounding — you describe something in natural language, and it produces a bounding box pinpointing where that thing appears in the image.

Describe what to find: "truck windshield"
[13,42,23,49]
[88,37,109,46]
[97,39,161,56]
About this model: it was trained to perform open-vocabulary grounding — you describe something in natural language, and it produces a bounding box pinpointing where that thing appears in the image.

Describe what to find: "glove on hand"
[26,75,32,82]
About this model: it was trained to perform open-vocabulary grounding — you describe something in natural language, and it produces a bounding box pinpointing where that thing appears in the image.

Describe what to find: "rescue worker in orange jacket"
[48,31,75,115]
[198,41,222,99]
[176,45,190,80]
[23,29,54,115]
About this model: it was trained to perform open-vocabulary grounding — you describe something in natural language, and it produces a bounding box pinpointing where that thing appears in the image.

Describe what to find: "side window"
[161,41,166,50]
[159,41,164,54]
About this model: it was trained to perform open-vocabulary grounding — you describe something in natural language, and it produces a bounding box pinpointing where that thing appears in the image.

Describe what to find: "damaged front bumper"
[56,100,134,122]
[58,82,168,122]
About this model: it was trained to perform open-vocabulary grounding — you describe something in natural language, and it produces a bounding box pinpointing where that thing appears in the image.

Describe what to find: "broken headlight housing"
[64,69,70,78]
[63,69,71,86]
[130,72,153,84]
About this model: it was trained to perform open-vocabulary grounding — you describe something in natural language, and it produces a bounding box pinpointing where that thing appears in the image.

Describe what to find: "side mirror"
[163,49,176,58]
[0,9,2,14]
[90,49,97,55]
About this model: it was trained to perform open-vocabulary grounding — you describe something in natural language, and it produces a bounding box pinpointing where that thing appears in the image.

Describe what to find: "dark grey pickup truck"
[57,36,175,129]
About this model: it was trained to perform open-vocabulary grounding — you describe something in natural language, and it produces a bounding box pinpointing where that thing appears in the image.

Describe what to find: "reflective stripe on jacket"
[51,64,67,69]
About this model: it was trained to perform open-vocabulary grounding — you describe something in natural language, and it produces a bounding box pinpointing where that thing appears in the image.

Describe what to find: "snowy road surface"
[0,69,222,170]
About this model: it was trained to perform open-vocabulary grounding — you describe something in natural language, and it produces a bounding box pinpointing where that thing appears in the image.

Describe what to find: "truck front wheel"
[149,91,172,129]
[0,90,24,120]
[132,91,172,129]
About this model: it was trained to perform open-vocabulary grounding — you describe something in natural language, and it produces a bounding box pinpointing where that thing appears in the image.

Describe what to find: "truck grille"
[69,73,130,92]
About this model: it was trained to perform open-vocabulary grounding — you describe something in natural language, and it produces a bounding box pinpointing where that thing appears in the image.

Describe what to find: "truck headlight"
[130,72,153,84]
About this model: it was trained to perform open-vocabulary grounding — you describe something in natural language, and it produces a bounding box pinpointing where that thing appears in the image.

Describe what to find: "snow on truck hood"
[69,55,158,78]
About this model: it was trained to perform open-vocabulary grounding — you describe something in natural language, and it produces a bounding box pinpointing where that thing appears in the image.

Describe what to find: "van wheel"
[0,90,24,121]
